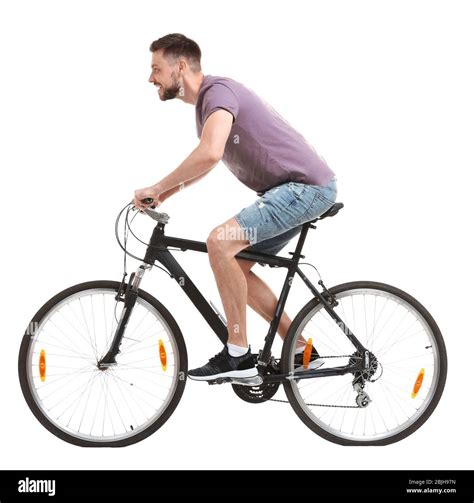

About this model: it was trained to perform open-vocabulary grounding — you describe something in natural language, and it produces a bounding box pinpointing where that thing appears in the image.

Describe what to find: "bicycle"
[18,199,447,447]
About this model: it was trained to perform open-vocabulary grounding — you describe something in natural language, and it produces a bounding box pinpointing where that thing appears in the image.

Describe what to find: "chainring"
[232,356,280,404]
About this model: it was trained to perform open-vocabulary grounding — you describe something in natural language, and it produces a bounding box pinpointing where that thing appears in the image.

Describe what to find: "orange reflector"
[158,339,167,371]
[39,349,46,382]
[303,338,313,369]
[411,368,425,398]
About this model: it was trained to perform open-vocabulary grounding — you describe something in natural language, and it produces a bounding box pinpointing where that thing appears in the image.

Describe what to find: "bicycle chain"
[269,398,360,408]
[269,354,362,409]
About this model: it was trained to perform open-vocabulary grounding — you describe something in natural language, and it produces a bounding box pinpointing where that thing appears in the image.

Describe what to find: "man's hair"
[149,33,202,72]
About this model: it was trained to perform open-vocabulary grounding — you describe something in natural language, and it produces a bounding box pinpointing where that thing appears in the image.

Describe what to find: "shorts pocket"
[288,181,307,199]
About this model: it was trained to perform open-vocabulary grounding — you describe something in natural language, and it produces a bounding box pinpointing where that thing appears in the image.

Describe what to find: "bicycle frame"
[100,217,370,383]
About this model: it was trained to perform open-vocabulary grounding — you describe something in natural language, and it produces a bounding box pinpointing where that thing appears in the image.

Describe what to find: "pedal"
[207,377,232,386]
[230,375,263,386]
[206,375,263,386]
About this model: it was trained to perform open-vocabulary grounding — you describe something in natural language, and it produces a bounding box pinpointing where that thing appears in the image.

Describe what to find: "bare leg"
[206,218,253,347]
[238,260,306,348]
[207,216,306,349]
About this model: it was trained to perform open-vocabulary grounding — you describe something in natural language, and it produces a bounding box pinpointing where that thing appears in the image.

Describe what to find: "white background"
[0,0,473,470]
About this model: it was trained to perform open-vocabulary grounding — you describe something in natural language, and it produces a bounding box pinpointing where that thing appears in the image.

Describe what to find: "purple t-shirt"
[195,74,335,193]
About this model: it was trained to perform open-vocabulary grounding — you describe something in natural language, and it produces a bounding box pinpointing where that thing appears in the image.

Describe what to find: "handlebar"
[141,197,155,206]
[134,198,170,224]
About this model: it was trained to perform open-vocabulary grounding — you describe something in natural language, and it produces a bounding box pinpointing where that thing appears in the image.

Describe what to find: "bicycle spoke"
[109,371,165,401]
[63,372,100,425]
[89,373,105,436]
[308,319,343,355]
[46,317,90,356]
[384,352,432,365]
[369,301,400,350]
[317,310,349,354]
[108,369,156,417]
[120,311,155,350]
[113,365,174,392]
[376,329,428,358]
[90,295,99,363]
[102,294,110,350]
[58,306,99,351]
[78,298,99,360]
[363,294,368,346]
[34,333,96,363]
[288,285,443,444]
[77,371,101,432]
[34,364,93,392]
[24,287,182,444]
[367,296,389,349]
[108,371,141,427]
[115,362,175,379]
[121,329,167,354]
[119,342,161,356]
[372,307,409,355]
[46,371,97,414]
[118,355,162,366]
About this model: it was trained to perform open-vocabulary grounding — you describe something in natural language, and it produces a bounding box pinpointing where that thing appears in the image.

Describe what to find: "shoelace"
[208,350,227,366]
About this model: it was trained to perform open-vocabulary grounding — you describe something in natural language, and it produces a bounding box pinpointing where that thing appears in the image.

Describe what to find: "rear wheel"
[281,281,447,445]
[18,280,187,447]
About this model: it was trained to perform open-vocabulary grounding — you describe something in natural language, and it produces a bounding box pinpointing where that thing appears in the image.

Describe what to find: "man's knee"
[207,219,251,265]
[207,227,232,261]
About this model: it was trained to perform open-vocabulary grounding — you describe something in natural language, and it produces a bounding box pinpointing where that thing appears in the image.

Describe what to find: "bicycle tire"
[18,280,187,447]
[281,281,447,446]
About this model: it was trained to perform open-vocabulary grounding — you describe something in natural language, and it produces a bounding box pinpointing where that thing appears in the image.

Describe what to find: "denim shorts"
[235,176,338,256]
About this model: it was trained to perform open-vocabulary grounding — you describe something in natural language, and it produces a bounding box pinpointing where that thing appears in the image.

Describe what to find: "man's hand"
[133,185,162,211]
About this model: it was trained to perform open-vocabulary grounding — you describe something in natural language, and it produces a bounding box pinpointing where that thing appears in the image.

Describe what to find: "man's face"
[148,50,182,101]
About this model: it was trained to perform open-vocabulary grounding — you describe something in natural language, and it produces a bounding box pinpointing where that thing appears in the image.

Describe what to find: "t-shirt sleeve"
[201,83,239,124]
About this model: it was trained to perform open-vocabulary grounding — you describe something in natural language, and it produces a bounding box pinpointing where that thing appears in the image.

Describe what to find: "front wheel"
[18,280,187,447]
[281,281,447,446]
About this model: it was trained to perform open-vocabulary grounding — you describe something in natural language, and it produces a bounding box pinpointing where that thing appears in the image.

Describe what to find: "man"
[134,33,337,382]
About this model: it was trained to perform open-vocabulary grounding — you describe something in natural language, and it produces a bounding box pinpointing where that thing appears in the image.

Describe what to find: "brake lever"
[129,197,157,210]
[141,197,156,209]
[129,199,169,223]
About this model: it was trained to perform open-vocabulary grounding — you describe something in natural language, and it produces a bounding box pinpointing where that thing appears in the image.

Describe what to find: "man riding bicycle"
[134,33,337,382]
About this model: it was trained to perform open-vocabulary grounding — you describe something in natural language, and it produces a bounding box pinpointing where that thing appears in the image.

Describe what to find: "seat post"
[289,222,312,262]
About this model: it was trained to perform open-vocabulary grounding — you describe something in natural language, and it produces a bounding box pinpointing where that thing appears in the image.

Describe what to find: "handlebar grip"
[141,197,155,205]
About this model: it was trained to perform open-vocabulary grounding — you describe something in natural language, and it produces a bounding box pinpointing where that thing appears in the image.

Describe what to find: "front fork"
[98,263,152,369]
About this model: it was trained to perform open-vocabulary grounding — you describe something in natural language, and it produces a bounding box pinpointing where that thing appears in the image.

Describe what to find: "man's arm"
[134,109,234,209]
[158,165,216,203]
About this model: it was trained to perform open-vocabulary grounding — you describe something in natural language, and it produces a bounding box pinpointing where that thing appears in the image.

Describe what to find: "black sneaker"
[187,346,258,381]
[294,347,325,371]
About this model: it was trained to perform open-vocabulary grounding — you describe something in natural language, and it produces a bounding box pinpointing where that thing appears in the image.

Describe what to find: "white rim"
[26,288,180,443]
[290,288,441,442]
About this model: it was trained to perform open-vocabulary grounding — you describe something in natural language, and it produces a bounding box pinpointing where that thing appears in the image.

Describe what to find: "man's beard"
[162,72,182,100]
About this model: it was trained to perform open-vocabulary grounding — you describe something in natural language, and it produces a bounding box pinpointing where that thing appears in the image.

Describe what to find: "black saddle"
[255,201,344,267]
[312,202,344,222]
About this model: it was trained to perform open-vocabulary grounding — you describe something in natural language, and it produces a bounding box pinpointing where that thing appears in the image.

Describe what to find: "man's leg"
[239,260,323,369]
[187,217,258,381]
[207,217,299,347]
[237,259,306,348]
[237,260,291,339]
[206,217,253,348]
[188,216,316,381]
